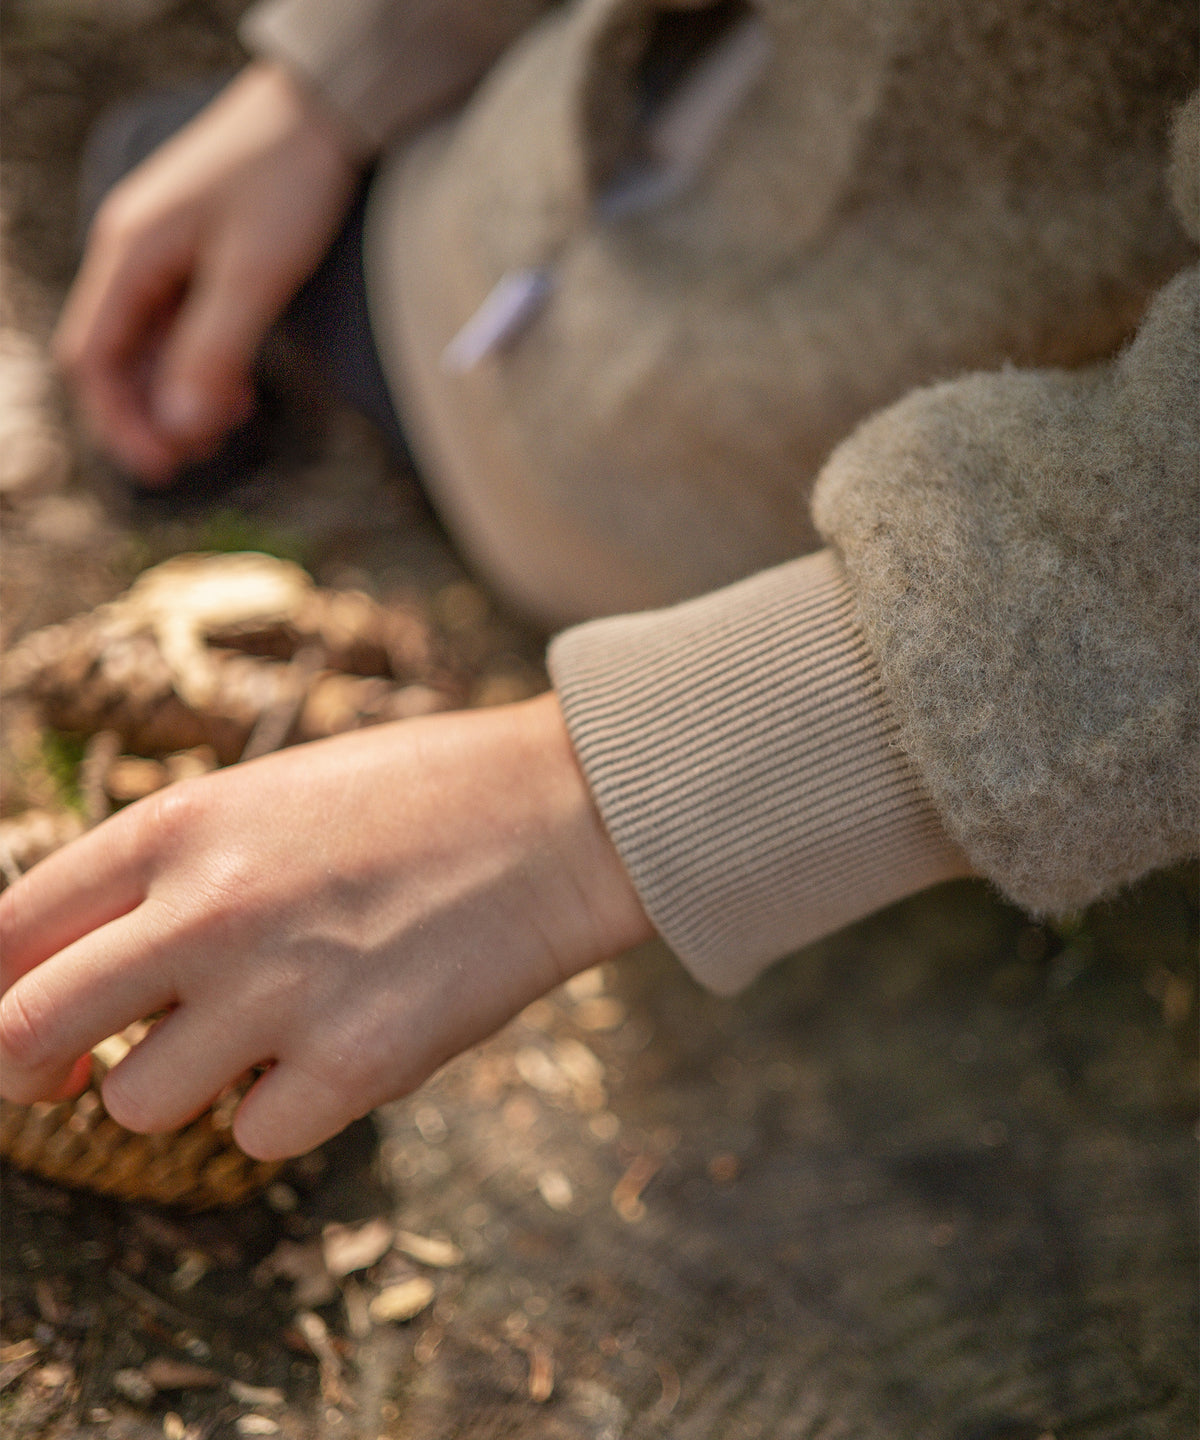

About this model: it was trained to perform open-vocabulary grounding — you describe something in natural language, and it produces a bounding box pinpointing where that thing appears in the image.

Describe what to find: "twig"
[239,644,325,763]
[294,1310,346,1407]
[611,1153,662,1223]
[653,1358,681,1415]
[79,729,121,827]
[510,1335,554,1403]
[106,1268,205,1332]
[0,1342,40,1392]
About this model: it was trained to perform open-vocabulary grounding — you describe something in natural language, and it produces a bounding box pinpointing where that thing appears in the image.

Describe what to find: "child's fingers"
[98,1003,271,1136]
[54,216,193,480]
[51,1054,96,1101]
[232,1055,385,1163]
[0,907,176,1106]
[150,233,282,451]
[0,819,149,991]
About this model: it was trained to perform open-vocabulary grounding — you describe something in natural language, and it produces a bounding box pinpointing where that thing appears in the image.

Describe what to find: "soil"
[1,5,1197,1439]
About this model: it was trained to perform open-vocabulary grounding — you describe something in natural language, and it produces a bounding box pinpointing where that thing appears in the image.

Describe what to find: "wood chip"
[0,1340,38,1365]
[527,1342,554,1403]
[707,1152,741,1184]
[515,1046,570,1098]
[169,1249,209,1292]
[0,809,84,882]
[113,1368,156,1405]
[141,1358,222,1391]
[106,1269,200,1330]
[35,1277,68,1324]
[553,1039,604,1088]
[264,1182,298,1213]
[654,1358,681,1415]
[547,1038,608,1112]
[255,1238,337,1308]
[163,746,218,783]
[500,1094,539,1132]
[238,643,325,762]
[236,1418,280,1437]
[0,837,22,888]
[564,967,607,1000]
[79,729,120,825]
[572,998,627,1032]
[33,1362,72,1389]
[321,1217,394,1277]
[368,1277,436,1324]
[518,999,555,1031]
[341,1276,373,1340]
[537,1169,574,1212]
[228,1381,285,1408]
[413,1104,447,1143]
[611,1153,662,1223]
[413,1325,444,1364]
[105,755,168,802]
[588,1112,620,1143]
[392,1231,464,1269]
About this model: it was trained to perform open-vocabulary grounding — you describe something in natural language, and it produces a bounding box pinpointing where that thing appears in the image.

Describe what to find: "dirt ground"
[1,4,1197,1439]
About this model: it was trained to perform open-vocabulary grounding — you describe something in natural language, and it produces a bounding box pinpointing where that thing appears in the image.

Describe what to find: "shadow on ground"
[3,872,1195,1439]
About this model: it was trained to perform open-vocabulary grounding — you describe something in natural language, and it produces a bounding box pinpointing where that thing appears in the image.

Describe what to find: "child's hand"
[0,696,651,1160]
[54,61,361,482]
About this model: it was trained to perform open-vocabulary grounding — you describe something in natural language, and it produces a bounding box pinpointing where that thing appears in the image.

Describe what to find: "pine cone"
[0,1027,285,1209]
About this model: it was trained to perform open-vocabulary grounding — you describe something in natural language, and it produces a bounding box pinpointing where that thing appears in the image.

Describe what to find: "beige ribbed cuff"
[549,549,972,994]
[240,0,549,159]
[241,0,397,159]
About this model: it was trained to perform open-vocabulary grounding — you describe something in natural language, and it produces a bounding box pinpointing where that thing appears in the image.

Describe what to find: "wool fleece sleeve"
[240,0,552,158]
[812,258,1199,920]
[811,94,1199,921]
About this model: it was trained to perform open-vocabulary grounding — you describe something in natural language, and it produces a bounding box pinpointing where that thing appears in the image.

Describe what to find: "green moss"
[116,510,313,587]
[39,729,88,815]
[196,509,310,567]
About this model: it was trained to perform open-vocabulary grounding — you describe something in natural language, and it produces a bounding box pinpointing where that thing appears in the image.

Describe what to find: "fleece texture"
[813,256,1199,915]
[1169,90,1200,244]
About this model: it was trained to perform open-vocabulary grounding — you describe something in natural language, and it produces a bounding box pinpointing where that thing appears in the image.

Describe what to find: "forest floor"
[1,5,1197,1438]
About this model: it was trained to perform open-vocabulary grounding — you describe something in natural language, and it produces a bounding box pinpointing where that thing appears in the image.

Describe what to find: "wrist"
[510,693,655,982]
[239,58,367,175]
[246,57,374,170]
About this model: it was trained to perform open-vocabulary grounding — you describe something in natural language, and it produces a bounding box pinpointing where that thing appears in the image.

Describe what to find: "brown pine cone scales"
[0,1028,284,1209]
[1,551,466,764]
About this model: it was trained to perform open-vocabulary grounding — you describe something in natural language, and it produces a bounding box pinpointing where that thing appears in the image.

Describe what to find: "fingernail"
[154,381,209,438]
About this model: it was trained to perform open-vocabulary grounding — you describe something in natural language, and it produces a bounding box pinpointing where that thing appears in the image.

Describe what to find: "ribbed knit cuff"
[548,549,972,994]
[240,0,392,160]
[240,0,549,161]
